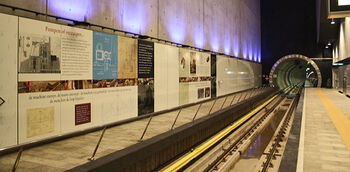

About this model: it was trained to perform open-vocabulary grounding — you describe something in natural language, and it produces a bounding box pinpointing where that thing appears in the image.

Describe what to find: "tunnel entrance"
[269,54,322,90]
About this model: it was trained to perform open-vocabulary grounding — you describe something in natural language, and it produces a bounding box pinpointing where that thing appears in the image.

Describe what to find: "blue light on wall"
[194,30,205,49]
[233,37,240,57]
[49,0,92,21]
[242,42,248,59]
[119,1,147,34]
[165,5,186,44]
[248,45,253,61]
[254,50,257,62]
[210,35,220,53]
[168,22,186,44]
[224,39,231,55]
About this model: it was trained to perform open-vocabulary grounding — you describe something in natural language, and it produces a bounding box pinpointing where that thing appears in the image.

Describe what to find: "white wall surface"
[0,13,18,148]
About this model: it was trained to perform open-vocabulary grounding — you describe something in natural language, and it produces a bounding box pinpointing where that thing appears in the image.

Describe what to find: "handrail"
[11,147,23,172]
[170,108,183,130]
[88,126,107,160]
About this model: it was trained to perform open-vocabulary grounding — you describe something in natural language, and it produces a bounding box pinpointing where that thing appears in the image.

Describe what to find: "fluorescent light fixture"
[333,63,344,66]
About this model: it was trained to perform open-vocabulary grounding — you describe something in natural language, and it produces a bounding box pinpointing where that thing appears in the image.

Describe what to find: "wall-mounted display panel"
[216,56,261,97]
[93,31,118,80]
[179,49,211,105]
[118,36,137,79]
[138,40,154,115]
[18,18,93,82]
[154,43,179,112]
[216,55,238,96]
[0,13,262,148]
[0,13,18,148]
[17,18,138,144]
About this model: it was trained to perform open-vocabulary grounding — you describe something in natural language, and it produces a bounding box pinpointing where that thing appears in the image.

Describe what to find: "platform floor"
[298,88,350,172]
[0,89,264,172]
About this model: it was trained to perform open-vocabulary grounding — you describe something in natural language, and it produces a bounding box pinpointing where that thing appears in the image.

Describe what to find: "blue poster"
[93,31,118,79]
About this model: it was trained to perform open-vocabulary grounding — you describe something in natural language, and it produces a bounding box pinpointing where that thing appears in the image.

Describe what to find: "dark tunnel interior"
[270,58,319,90]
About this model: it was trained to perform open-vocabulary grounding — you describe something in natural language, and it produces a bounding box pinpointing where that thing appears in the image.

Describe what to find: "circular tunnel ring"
[269,54,322,88]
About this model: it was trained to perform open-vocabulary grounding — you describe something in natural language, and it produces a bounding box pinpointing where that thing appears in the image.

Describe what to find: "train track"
[161,86,301,172]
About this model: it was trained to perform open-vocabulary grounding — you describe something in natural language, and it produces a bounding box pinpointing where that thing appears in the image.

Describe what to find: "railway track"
[161,86,301,172]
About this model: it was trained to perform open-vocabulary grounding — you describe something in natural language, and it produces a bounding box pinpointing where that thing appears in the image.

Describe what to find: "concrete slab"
[301,88,350,172]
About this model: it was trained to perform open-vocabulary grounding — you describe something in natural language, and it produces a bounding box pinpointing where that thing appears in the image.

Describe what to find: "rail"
[261,88,300,172]
[202,93,285,172]
[162,94,279,172]
[163,86,294,172]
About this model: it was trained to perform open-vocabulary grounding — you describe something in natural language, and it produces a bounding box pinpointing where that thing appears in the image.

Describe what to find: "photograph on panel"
[205,87,211,98]
[19,34,61,73]
[190,52,197,74]
[198,88,205,99]
[26,106,55,138]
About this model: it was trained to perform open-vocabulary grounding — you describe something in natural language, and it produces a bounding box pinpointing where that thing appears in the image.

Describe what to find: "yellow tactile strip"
[317,89,350,151]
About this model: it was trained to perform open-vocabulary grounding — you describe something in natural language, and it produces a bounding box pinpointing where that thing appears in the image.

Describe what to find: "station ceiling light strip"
[163,94,279,172]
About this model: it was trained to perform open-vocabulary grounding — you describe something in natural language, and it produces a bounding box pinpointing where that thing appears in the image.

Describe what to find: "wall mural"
[0,14,261,149]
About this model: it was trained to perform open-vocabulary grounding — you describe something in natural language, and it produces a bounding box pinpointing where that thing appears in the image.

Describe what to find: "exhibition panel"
[0,13,18,148]
[216,55,261,97]
[179,49,212,105]
[154,43,179,112]
[0,14,261,149]
[216,55,239,96]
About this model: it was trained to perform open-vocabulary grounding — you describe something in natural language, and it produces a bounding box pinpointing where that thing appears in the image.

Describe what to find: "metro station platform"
[281,88,350,172]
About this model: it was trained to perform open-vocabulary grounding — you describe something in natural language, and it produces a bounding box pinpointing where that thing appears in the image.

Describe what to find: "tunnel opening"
[269,54,322,91]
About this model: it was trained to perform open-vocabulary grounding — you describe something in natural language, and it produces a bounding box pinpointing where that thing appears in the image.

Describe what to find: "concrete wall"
[0,0,261,60]
[333,17,350,92]
[334,17,350,62]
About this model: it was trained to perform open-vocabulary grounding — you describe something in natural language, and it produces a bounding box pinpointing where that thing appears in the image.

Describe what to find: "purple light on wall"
[194,31,205,49]
[49,0,92,21]
[248,46,253,61]
[224,39,231,55]
[165,3,186,44]
[242,43,248,59]
[233,37,240,57]
[254,50,257,62]
[258,55,261,63]
[119,1,147,34]
[168,22,186,44]
[210,35,219,53]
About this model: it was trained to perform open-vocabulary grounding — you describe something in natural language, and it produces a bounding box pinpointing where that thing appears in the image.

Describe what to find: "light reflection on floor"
[230,110,285,172]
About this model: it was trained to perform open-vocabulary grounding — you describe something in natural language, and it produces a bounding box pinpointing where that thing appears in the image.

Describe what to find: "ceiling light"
[328,42,331,46]
[331,18,335,24]
[325,45,329,49]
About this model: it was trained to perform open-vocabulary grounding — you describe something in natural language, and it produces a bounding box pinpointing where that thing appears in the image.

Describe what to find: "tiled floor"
[0,88,265,172]
[301,88,350,172]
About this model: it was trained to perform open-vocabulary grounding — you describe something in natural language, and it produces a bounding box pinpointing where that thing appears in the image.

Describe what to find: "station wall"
[0,0,261,61]
[333,17,350,93]
[0,13,261,149]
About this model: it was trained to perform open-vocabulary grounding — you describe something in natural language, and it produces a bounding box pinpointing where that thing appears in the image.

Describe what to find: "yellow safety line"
[163,95,279,172]
[316,89,350,151]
